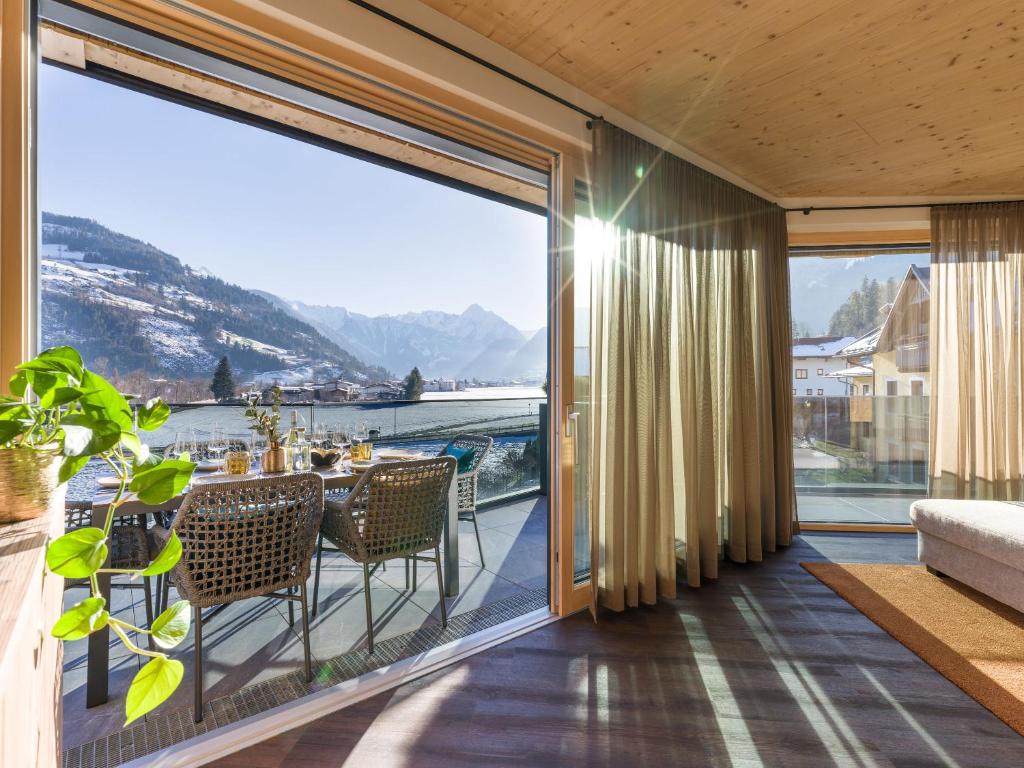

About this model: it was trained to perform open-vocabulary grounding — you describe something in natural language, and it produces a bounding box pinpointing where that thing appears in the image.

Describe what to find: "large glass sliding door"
[789,246,931,525]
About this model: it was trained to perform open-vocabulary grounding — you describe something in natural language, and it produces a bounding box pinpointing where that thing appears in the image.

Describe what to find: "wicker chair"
[152,472,324,722]
[439,434,493,567]
[64,501,156,648]
[313,457,456,654]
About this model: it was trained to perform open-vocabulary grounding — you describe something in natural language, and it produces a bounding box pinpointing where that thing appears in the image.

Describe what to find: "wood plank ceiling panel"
[422,0,1024,198]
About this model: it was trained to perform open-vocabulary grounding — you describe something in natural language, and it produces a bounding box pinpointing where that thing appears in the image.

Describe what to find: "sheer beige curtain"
[588,122,795,611]
[930,203,1024,500]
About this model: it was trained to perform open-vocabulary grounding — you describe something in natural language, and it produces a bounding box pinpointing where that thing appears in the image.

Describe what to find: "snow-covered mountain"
[40,213,388,384]
[262,297,546,380]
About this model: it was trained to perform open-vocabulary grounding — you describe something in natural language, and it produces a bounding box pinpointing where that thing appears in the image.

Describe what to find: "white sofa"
[910,499,1024,614]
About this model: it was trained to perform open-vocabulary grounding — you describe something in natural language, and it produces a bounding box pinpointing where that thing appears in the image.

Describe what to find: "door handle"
[566,411,580,463]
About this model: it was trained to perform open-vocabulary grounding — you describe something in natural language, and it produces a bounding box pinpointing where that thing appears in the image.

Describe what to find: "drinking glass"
[208,425,228,460]
[312,423,328,449]
[249,430,267,461]
[171,428,196,460]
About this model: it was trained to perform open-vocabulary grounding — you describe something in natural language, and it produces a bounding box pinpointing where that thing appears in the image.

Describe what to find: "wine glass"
[171,428,196,460]
[249,430,267,461]
[330,425,349,450]
[208,424,228,461]
[312,422,328,450]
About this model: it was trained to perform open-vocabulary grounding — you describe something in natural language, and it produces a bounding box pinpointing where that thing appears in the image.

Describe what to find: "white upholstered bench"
[911,499,1024,613]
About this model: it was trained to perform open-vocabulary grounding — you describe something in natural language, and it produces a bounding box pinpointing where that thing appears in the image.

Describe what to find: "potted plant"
[244,385,285,472]
[0,346,196,724]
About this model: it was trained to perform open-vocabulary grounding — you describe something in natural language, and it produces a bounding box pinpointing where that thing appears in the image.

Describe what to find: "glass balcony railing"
[66,397,548,505]
[794,394,928,525]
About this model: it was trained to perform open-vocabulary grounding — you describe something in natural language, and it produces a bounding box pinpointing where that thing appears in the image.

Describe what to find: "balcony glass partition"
[789,247,931,524]
[64,398,545,505]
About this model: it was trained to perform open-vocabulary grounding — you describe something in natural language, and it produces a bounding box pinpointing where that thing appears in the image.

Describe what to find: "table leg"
[444,475,459,597]
[86,569,112,707]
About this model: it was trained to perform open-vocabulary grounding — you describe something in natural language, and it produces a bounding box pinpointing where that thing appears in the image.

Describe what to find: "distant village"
[252,377,470,404]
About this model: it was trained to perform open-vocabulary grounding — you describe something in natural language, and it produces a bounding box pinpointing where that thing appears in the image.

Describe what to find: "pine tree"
[210,356,236,401]
[402,367,424,401]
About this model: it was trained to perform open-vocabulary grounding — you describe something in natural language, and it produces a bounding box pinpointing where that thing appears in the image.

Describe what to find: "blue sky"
[38,64,548,330]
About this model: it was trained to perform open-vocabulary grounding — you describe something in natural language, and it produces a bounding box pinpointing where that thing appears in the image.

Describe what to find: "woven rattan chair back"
[442,434,493,475]
[344,457,455,562]
[168,472,324,609]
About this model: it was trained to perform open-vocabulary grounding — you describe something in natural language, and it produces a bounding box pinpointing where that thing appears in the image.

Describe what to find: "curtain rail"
[786,200,1024,214]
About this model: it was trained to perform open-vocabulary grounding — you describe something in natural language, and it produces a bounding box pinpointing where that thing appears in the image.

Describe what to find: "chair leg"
[143,577,155,651]
[412,557,418,593]
[299,582,312,683]
[434,546,448,629]
[193,606,203,723]
[288,585,295,627]
[470,510,485,568]
[312,534,323,619]
[404,558,410,591]
[362,563,375,654]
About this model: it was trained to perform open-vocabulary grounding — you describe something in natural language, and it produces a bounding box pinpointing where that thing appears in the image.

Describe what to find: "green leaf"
[142,531,182,577]
[136,398,170,431]
[38,385,83,409]
[51,596,108,641]
[119,432,150,462]
[18,346,83,381]
[149,600,190,649]
[61,414,122,457]
[78,370,133,432]
[10,369,60,399]
[0,420,24,444]
[130,458,196,505]
[46,527,107,578]
[58,454,91,484]
[125,656,184,725]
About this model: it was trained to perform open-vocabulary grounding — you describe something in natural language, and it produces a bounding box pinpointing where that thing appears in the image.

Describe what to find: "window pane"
[790,251,930,524]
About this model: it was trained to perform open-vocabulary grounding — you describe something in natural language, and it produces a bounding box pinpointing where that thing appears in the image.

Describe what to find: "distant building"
[358,382,403,401]
[318,379,359,402]
[791,336,856,397]
[262,385,314,403]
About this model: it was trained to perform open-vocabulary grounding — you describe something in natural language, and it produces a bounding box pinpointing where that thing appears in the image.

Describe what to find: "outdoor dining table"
[85,456,460,708]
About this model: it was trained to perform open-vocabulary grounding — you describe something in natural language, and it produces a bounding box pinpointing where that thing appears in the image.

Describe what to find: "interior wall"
[787,207,931,247]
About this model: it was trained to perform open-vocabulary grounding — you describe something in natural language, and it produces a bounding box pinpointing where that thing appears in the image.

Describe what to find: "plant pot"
[261,446,286,473]
[0,447,65,524]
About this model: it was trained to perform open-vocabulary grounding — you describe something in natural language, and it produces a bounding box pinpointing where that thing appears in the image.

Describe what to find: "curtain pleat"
[588,122,796,606]
[929,203,1024,500]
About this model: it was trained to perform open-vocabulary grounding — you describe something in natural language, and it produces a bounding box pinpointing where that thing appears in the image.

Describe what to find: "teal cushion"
[446,445,476,473]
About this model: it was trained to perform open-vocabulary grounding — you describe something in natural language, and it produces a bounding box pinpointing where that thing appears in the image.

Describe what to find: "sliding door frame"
[30,0,593,615]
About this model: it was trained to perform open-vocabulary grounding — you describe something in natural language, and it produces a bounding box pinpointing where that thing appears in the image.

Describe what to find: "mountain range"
[39,212,544,384]
[261,297,546,380]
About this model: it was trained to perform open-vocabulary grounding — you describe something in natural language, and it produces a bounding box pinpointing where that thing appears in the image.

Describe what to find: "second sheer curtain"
[587,122,795,610]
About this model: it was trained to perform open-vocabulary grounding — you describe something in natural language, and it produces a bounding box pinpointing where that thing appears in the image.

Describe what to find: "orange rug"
[802,562,1024,736]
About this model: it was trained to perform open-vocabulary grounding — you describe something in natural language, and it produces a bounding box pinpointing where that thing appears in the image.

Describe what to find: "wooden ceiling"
[421,0,1024,200]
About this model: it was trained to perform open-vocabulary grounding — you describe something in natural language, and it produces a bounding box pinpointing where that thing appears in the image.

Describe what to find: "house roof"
[825,365,874,379]
[792,336,856,358]
[876,264,931,352]
[834,327,882,358]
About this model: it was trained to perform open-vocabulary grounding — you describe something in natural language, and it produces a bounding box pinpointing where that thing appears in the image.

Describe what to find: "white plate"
[96,476,124,489]
[376,449,421,461]
[195,459,223,471]
[349,460,378,472]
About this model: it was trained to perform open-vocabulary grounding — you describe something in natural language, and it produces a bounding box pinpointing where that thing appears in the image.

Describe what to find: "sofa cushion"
[911,499,1024,572]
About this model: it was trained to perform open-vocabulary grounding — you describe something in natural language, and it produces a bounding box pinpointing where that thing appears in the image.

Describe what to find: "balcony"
[59,398,549,761]
[896,335,929,372]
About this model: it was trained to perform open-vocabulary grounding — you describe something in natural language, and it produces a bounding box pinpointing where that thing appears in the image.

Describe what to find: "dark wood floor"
[208,533,1024,767]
